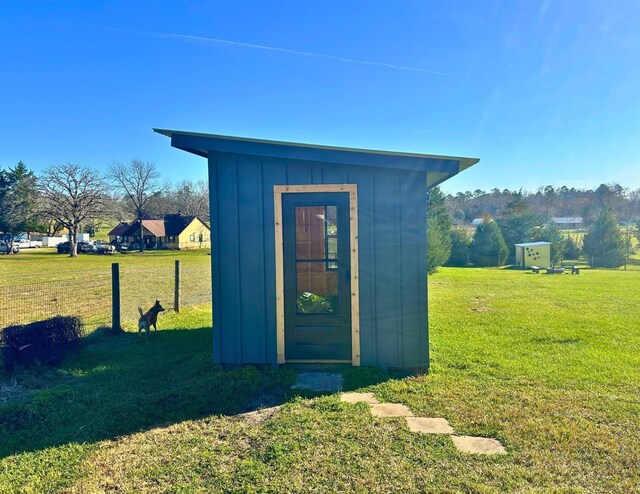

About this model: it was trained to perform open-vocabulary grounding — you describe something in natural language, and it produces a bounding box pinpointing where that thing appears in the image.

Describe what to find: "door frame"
[274,184,360,365]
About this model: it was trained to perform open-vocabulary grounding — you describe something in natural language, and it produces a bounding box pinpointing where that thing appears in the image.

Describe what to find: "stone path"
[289,373,506,455]
[340,391,506,455]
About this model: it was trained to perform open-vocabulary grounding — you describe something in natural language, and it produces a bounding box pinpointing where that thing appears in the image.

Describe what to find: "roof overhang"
[154,128,479,188]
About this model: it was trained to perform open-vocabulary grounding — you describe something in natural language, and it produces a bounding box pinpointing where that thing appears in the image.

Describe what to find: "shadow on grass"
[0,324,391,458]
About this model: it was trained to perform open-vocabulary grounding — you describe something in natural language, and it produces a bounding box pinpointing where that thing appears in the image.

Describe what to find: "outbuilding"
[156,129,478,371]
[515,241,551,268]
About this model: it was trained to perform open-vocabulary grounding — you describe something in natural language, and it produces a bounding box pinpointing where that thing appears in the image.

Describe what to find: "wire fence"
[0,262,212,331]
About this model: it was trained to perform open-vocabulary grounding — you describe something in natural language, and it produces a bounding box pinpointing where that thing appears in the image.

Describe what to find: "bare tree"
[108,160,163,251]
[171,179,209,220]
[39,164,106,257]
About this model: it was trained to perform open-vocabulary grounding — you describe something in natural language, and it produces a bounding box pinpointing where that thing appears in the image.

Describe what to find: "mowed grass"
[0,248,211,287]
[0,249,212,329]
[1,267,639,492]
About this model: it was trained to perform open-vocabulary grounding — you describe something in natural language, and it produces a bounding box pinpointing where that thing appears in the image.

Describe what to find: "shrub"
[0,316,84,369]
[469,219,508,267]
[583,209,626,268]
[446,227,472,266]
[427,187,452,274]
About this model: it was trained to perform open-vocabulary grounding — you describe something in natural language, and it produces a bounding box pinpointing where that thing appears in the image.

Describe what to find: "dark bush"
[0,316,84,370]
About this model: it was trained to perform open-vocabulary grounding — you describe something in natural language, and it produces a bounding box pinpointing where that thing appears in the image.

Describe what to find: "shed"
[515,241,551,268]
[155,129,478,370]
[551,217,583,229]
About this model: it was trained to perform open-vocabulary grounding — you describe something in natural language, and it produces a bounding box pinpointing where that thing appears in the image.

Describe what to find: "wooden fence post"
[174,259,181,313]
[111,262,121,332]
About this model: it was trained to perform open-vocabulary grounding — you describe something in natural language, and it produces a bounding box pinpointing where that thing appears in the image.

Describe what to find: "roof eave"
[154,128,479,181]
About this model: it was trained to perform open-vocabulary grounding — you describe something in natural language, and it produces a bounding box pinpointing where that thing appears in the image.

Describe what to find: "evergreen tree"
[532,221,567,264]
[582,209,626,268]
[496,191,540,263]
[469,218,508,267]
[564,234,582,260]
[0,162,39,253]
[427,186,452,274]
[446,227,472,266]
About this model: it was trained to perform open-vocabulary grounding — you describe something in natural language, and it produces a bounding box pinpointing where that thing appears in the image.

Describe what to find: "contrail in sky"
[132,28,456,77]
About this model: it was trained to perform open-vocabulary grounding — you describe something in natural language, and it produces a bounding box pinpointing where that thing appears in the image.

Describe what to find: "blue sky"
[1,1,639,193]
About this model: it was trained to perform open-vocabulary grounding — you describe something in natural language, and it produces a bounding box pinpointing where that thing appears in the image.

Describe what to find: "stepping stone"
[340,392,380,404]
[406,417,454,434]
[370,403,414,417]
[291,373,344,392]
[452,435,506,454]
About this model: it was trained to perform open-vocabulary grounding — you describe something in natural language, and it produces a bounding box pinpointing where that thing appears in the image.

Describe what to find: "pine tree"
[564,234,582,260]
[496,191,539,263]
[469,218,508,267]
[532,221,567,264]
[427,187,452,274]
[446,227,472,266]
[582,209,626,268]
[0,162,39,253]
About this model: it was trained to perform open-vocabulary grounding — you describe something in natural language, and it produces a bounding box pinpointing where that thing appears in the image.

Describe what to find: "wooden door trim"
[274,184,360,365]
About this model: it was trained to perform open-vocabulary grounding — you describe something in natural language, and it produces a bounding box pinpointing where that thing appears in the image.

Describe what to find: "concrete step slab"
[340,392,380,404]
[406,417,454,434]
[370,403,414,417]
[452,435,506,454]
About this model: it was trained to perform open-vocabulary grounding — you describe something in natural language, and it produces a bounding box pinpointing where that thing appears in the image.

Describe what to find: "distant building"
[515,241,551,268]
[551,217,583,229]
[108,214,210,250]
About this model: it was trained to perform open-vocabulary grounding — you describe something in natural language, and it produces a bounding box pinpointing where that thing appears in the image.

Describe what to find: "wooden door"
[282,192,351,361]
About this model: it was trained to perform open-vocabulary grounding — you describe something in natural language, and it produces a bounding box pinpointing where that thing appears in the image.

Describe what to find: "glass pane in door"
[294,205,339,314]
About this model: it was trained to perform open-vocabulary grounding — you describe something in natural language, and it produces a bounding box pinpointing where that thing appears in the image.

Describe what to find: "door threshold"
[285,359,352,364]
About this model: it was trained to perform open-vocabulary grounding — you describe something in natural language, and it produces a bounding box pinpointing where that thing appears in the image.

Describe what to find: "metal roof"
[514,241,552,247]
[154,128,479,188]
[551,217,583,224]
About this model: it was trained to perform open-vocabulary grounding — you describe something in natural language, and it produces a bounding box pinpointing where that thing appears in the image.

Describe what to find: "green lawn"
[1,267,639,492]
[0,249,212,330]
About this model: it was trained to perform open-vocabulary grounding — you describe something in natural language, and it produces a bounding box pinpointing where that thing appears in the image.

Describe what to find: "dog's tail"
[138,307,144,317]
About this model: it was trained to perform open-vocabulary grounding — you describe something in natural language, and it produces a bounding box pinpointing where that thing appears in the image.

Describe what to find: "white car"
[95,241,116,254]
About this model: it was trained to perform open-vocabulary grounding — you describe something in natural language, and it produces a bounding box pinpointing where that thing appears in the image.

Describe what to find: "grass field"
[0,249,212,330]
[1,267,639,492]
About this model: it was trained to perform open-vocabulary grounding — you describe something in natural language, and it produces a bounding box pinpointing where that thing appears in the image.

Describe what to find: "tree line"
[446,184,640,226]
[427,183,638,273]
[0,161,209,257]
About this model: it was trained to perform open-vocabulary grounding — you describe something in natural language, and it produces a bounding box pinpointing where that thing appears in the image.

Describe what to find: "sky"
[1,0,639,193]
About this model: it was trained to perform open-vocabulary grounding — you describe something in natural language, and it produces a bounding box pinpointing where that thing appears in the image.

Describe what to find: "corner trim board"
[273,184,360,366]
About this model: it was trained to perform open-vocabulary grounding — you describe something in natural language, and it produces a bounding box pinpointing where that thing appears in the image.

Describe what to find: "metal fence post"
[111,262,121,332]
[174,259,181,313]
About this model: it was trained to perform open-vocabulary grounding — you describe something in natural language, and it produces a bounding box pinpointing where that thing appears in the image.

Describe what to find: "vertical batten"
[208,156,222,363]
[273,187,285,364]
[349,187,361,366]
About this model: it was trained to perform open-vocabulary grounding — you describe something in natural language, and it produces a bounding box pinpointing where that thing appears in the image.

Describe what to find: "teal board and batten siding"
[208,152,429,369]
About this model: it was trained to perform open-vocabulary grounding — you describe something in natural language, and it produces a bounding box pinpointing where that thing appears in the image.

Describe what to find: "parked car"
[57,241,71,254]
[56,241,95,254]
[110,241,128,252]
[95,240,116,254]
[78,241,96,253]
[14,239,31,249]
[0,242,20,254]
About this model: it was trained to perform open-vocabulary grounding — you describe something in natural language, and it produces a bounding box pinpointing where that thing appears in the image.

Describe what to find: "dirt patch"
[469,296,494,312]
